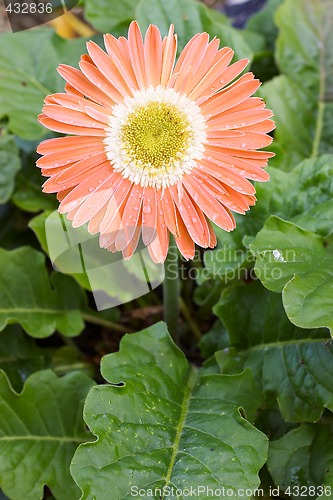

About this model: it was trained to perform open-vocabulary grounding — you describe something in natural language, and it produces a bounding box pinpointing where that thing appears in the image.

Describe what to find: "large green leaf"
[213,281,333,422]
[269,0,333,164]
[0,30,87,139]
[0,370,94,500]
[71,322,267,499]
[0,247,85,338]
[0,327,45,392]
[136,0,252,59]
[0,136,21,204]
[85,0,136,35]
[249,216,333,332]
[202,155,333,282]
[268,424,333,498]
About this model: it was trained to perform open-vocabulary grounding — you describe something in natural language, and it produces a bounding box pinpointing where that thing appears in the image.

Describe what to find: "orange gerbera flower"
[37,21,274,263]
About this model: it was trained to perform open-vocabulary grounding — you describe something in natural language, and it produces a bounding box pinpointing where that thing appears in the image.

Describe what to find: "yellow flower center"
[104,86,207,189]
[121,102,192,172]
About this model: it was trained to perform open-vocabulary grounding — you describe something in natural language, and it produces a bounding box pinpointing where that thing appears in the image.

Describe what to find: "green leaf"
[246,0,282,52]
[213,281,333,422]
[85,0,136,35]
[263,0,333,161]
[260,76,314,169]
[0,327,45,392]
[136,0,252,60]
[249,216,333,332]
[0,370,94,500]
[214,281,324,350]
[0,247,85,338]
[0,136,21,204]
[71,322,267,499]
[268,424,333,498]
[0,30,87,139]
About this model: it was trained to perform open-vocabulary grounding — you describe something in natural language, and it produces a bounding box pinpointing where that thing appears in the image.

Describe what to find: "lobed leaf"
[71,323,267,499]
[0,370,94,500]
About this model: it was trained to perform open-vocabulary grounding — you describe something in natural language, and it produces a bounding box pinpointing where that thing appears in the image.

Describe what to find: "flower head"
[37,22,274,263]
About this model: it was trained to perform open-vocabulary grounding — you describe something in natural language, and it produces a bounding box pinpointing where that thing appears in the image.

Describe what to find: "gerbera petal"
[99,178,132,234]
[79,60,124,104]
[172,33,209,94]
[86,41,133,97]
[115,184,144,251]
[128,21,147,89]
[103,33,139,90]
[142,186,158,246]
[161,189,179,237]
[58,163,112,214]
[173,207,195,260]
[183,175,235,231]
[38,114,106,136]
[144,24,163,87]
[37,143,104,169]
[161,25,177,87]
[37,136,103,155]
[202,77,261,118]
[148,209,169,263]
[58,64,115,107]
[169,185,208,247]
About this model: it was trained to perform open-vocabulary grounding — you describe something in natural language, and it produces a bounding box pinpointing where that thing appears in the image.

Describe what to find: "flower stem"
[163,235,180,343]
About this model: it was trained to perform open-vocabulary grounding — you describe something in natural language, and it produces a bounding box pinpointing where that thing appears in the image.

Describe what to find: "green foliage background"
[0,0,333,498]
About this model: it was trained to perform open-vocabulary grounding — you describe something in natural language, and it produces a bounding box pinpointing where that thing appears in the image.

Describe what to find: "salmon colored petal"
[207,107,274,131]
[58,163,112,213]
[172,33,209,94]
[148,209,169,263]
[72,172,122,227]
[103,34,138,91]
[128,21,147,89]
[188,47,234,101]
[53,152,109,184]
[161,25,177,87]
[169,185,208,247]
[122,223,142,260]
[99,178,132,234]
[161,189,179,237]
[202,78,261,118]
[86,41,133,97]
[183,175,235,231]
[38,114,106,136]
[141,186,158,246]
[58,64,115,107]
[37,143,105,169]
[37,136,103,155]
[173,207,195,260]
[206,130,273,150]
[144,25,163,87]
[115,184,144,251]
[181,37,220,96]
[79,60,123,104]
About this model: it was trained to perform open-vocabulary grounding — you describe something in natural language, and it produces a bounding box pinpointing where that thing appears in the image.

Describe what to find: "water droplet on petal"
[133,206,139,211]
[241,143,246,149]
[88,187,94,192]
[143,205,152,214]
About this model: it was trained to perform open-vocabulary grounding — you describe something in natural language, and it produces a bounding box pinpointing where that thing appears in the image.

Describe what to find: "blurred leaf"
[12,161,58,213]
[71,322,267,498]
[85,0,136,34]
[249,216,333,332]
[0,326,45,392]
[0,30,87,140]
[0,136,21,204]
[268,424,333,498]
[246,0,282,52]
[264,0,333,165]
[0,370,94,500]
[260,76,314,169]
[135,0,252,60]
[0,247,85,338]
